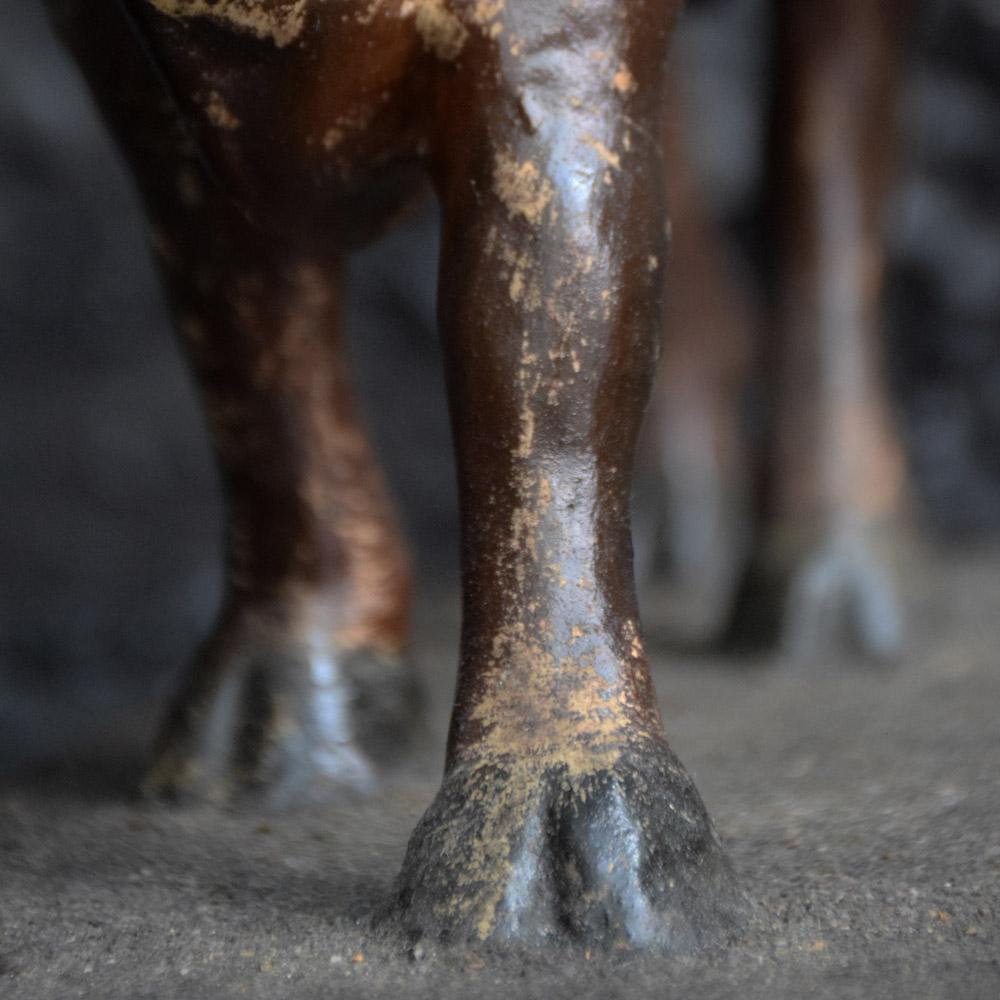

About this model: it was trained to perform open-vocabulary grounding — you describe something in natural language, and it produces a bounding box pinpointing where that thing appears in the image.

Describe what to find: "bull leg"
[143,228,417,806]
[638,73,755,646]
[47,3,416,805]
[390,1,748,949]
[744,0,910,660]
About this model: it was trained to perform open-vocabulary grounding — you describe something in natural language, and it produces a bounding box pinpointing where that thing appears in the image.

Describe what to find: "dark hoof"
[142,632,420,809]
[387,740,750,952]
[730,521,904,662]
[340,647,423,766]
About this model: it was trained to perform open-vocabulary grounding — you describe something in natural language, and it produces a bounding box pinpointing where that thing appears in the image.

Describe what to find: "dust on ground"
[1,548,999,999]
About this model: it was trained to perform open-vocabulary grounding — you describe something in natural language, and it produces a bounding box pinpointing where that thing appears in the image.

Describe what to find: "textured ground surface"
[2,549,999,1000]
[2,0,1000,997]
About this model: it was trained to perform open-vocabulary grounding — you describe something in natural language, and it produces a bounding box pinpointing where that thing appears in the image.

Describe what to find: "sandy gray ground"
[2,549,999,1000]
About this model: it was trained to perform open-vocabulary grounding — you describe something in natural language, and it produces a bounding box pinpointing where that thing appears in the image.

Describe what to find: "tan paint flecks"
[470,0,504,24]
[514,395,536,459]
[355,0,387,25]
[509,268,525,303]
[469,0,504,37]
[468,631,639,766]
[400,0,468,60]
[538,476,552,512]
[581,133,620,170]
[322,128,344,152]
[143,0,308,48]
[439,616,659,939]
[612,62,635,94]
[318,108,376,155]
[493,152,554,225]
[499,243,542,312]
[204,91,241,130]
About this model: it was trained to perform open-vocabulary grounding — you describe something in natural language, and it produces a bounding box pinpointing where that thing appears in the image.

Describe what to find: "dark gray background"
[1,0,999,770]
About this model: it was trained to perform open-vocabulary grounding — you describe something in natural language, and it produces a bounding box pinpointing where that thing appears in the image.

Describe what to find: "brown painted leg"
[742,0,910,661]
[144,236,417,806]
[390,2,747,949]
[48,4,416,805]
[638,72,755,646]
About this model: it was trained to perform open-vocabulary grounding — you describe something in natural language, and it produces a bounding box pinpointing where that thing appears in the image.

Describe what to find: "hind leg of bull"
[142,234,417,807]
[738,0,911,661]
[48,4,416,806]
[390,2,748,949]
[637,75,755,647]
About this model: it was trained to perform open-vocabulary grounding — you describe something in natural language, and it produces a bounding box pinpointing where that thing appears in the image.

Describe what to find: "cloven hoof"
[385,738,751,953]
[142,639,421,810]
[729,519,904,663]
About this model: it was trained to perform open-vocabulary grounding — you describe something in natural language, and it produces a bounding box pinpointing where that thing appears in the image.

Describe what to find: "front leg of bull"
[390,0,748,951]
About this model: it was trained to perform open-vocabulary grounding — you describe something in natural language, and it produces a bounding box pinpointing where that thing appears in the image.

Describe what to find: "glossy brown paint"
[48,0,419,801]
[394,2,745,946]
[44,0,747,949]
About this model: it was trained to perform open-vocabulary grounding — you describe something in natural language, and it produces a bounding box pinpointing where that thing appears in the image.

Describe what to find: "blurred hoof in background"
[141,617,421,809]
[728,519,906,664]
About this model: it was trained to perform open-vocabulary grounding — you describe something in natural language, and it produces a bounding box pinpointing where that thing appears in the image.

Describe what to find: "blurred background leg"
[636,67,756,648]
[732,0,913,661]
